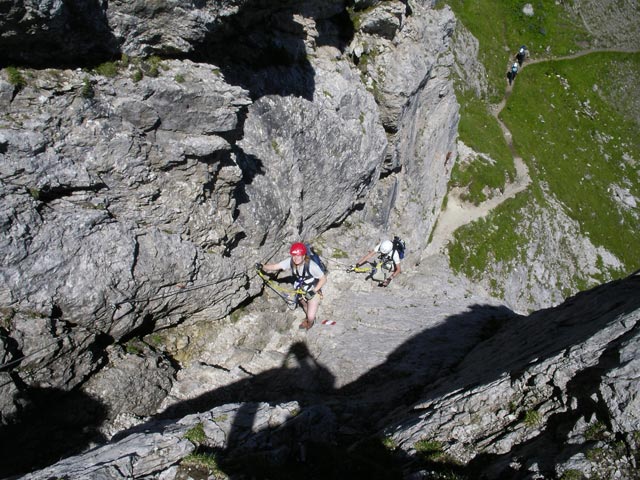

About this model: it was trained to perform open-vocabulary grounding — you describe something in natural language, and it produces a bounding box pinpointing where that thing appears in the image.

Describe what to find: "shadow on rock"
[0,0,120,68]
[18,275,640,478]
[159,341,335,421]
[0,385,107,478]
[190,2,354,101]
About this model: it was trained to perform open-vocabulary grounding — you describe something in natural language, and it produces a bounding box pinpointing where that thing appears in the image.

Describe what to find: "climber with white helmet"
[350,238,403,287]
[260,242,327,330]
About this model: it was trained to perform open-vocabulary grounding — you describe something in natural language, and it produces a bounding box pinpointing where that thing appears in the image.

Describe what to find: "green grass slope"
[445,0,590,101]
[502,52,640,267]
[441,0,640,306]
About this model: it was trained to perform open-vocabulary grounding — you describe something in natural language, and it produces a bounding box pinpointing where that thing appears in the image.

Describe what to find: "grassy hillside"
[502,52,640,267]
[442,0,640,303]
[445,0,590,102]
[448,89,515,205]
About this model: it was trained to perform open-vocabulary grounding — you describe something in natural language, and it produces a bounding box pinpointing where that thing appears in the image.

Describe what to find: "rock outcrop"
[387,271,640,479]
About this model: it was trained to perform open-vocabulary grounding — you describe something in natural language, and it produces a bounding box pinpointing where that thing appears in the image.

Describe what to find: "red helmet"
[289,242,307,256]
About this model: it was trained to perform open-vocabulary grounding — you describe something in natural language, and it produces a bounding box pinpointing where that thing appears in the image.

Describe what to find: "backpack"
[305,243,328,274]
[392,236,406,260]
[290,243,328,286]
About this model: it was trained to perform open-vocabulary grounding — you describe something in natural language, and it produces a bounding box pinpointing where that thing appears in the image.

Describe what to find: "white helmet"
[379,240,393,255]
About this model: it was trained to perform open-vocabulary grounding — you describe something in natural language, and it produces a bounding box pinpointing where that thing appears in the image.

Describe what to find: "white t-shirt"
[276,258,324,286]
[374,243,401,265]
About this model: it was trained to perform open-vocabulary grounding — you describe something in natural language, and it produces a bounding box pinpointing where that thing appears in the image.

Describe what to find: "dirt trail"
[423,47,639,258]
[424,74,530,256]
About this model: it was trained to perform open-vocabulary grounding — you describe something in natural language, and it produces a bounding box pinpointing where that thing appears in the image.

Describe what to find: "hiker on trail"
[508,61,519,85]
[351,239,402,287]
[516,45,527,66]
[260,242,327,330]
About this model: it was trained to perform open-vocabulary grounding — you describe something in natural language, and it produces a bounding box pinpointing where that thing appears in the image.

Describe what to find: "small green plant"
[81,76,94,99]
[144,55,162,77]
[27,187,41,201]
[331,248,349,259]
[381,436,397,451]
[181,452,220,474]
[585,446,604,462]
[124,340,143,356]
[94,61,119,77]
[271,139,282,156]
[147,333,164,347]
[184,422,206,444]
[132,69,143,83]
[414,439,444,461]
[585,421,607,441]
[522,409,541,427]
[6,66,26,89]
[559,470,584,480]
[174,73,185,83]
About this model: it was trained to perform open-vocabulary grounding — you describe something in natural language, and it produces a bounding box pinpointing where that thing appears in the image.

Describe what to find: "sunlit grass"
[446,0,590,102]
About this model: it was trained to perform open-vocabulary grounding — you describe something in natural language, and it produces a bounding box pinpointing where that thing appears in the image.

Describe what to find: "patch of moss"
[331,248,349,259]
[81,76,94,99]
[414,439,445,461]
[184,422,206,444]
[559,470,585,480]
[6,66,26,89]
[181,452,221,475]
[522,409,541,427]
[94,61,119,77]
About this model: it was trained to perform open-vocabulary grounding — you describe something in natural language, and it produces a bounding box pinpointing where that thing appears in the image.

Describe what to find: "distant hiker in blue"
[261,242,327,330]
[508,61,519,85]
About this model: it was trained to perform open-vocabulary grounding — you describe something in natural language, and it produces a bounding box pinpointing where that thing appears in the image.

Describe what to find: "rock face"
[565,0,640,49]
[0,0,458,476]
[387,272,640,480]
[347,2,459,250]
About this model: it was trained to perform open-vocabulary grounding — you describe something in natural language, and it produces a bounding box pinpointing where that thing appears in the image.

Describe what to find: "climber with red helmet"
[260,242,327,330]
[351,238,402,287]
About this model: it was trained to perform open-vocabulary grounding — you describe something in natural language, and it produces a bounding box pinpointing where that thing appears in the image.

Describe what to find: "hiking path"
[423,47,639,258]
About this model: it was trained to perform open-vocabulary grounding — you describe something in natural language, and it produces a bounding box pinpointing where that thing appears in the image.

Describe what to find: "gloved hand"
[304,290,316,301]
[255,263,263,271]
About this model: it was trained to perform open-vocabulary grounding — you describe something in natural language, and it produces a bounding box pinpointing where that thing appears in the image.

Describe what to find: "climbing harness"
[256,266,307,310]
